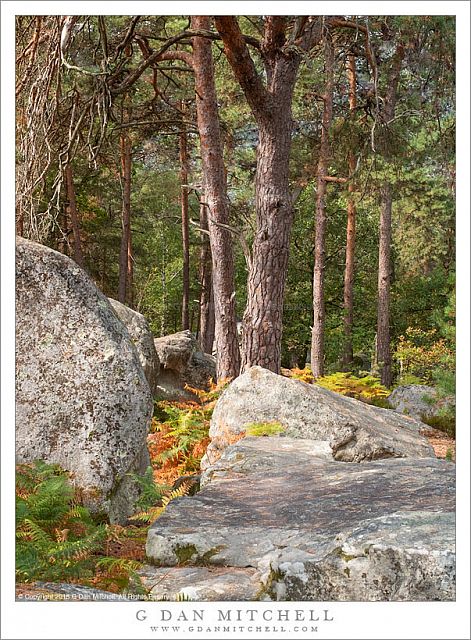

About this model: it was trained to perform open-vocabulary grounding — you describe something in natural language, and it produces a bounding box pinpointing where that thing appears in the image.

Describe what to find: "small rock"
[154,330,216,401]
[139,566,262,601]
[388,384,454,421]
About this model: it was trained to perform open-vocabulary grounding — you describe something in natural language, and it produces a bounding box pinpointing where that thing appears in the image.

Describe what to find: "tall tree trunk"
[342,53,357,368]
[311,30,334,379]
[376,183,393,386]
[64,163,84,267]
[241,115,294,372]
[214,16,316,374]
[376,43,404,387]
[198,187,215,354]
[118,133,132,304]
[192,16,240,380]
[179,105,190,330]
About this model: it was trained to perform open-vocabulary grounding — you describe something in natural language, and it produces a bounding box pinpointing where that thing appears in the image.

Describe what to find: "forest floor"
[421,427,456,462]
[15,382,456,601]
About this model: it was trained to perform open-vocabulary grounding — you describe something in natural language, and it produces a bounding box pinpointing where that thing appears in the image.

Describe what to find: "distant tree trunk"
[342,53,357,369]
[16,209,24,237]
[118,133,132,304]
[198,187,215,354]
[192,16,240,380]
[376,43,404,387]
[179,106,190,330]
[376,183,393,385]
[311,30,334,379]
[64,163,84,267]
[101,246,107,292]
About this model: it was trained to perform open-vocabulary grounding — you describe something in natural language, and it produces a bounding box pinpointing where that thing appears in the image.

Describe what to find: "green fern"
[152,403,210,467]
[316,372,389,404]
[15,462,144,591]
[129,466,170,511]
[129,481,192,524]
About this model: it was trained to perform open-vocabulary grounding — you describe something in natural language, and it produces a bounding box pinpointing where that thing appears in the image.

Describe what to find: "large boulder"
[388,384,454,421]
[202,366,434,468]
[108,298,160,396]
[154,330,216,400]
[15,237,153,524]
[146,437,455,601]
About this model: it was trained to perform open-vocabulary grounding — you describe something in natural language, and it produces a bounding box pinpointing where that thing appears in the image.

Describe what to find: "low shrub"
[315,372,390,405]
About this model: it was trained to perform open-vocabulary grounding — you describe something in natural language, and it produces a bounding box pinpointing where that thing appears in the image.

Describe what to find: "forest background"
[14,13,456,399]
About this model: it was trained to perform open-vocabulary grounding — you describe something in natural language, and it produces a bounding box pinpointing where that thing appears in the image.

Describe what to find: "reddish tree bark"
[126,225,133,307]
[198,186,215,354]
[192,16,240,380]
[179,108,190,330]
[311,29,334,379]
[118,132,132,304]
[342,53,358,368]
[64,163,84,267]
[215,16,322,373]
[376,43,404,387]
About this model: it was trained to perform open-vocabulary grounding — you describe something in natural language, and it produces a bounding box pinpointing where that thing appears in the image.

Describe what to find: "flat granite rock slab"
[139,566,262,601]
[146,437,455,601]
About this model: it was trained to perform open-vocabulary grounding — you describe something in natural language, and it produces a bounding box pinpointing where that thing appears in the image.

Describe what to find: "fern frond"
[95,557,141,572]
[161,482,192,507]
[17,519,54,547]
[128,506,165,524]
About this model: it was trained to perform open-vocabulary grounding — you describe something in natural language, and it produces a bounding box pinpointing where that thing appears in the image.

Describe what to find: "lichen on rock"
[15,237,153,523]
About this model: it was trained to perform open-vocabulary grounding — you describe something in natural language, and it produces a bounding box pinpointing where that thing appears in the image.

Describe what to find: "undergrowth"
[15,461,146,593]
[15,381,226,594]
[148,378,229,486]
[245,421,286,437]
[289,367,389,406]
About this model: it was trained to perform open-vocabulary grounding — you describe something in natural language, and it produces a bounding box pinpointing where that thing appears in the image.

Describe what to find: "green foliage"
[420,413,455,438]
[16,462,152,592]
[130,466,169,511]
[245,421,286,437]
[128,481,193,525]
[152,403,210,467]
[394,327,454,384]
[16,462,106,583]
[315,372,390,405]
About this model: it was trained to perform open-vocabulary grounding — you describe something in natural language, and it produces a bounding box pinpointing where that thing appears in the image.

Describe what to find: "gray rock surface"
[388,384,454,421]
[202,366,434,468]
[146,437,455,601]
[139,566,261,601]
[109,298,160,396]
[154,330,216,400]
[16,237,153,524]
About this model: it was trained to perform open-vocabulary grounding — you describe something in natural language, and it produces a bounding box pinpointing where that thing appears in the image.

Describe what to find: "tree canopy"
[15,14,455,389]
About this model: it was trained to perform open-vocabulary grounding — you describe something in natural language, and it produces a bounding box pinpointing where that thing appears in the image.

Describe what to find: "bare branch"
[214,16,270,120]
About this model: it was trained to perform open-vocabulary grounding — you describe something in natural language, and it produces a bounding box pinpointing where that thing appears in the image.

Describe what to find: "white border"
[2,2,470,639]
